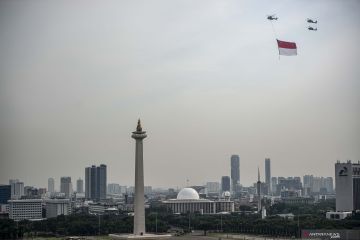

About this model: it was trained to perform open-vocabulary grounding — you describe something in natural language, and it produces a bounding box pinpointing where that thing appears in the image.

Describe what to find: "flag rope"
[270,21,280,60]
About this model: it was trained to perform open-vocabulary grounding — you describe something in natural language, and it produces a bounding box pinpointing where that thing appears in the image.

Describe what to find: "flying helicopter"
[267,14,278,21]
[307,18,317,24]
[308,26,317,31]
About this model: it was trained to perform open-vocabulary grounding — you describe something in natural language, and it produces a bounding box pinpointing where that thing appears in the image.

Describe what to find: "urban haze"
[1,0,360,189]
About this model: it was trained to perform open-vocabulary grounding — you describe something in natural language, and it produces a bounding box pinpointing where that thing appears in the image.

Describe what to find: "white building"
[335,161,360,211]
[163,188,234,214]
[9,199,43,221]
[10,180,24,199]
[88,202,119,215]
[326,211,352,220]
[45,199,71,218]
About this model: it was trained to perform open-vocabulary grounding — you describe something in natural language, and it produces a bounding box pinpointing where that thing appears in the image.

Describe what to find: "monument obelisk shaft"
[132,119,147,235]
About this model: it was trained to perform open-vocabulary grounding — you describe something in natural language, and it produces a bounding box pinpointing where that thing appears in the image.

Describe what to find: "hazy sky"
[1,0,359,190]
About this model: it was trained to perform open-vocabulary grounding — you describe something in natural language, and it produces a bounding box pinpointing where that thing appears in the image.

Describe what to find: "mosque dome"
[177,188,200,200]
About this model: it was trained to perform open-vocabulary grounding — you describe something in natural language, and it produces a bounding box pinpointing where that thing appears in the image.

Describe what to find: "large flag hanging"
[277,39,297,56]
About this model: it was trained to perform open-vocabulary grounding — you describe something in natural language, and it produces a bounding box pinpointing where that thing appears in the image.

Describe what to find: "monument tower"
[132,119,147,236]
[109,120,170,239]
[257,167,262,213]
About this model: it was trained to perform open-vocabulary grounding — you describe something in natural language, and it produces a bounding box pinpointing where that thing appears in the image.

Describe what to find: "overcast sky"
[0,0,359,190]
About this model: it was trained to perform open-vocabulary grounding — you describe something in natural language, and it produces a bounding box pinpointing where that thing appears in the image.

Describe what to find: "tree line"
[1,200,359,239]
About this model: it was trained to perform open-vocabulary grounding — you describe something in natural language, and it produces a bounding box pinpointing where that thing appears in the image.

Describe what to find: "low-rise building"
[45,199,71,218]
[88,202,120,215]
[326,211,352,220]
[282,197,314,205]
[9,199,43,221]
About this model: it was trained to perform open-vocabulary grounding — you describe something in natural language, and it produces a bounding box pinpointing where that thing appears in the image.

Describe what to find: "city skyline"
[1,1,359,188]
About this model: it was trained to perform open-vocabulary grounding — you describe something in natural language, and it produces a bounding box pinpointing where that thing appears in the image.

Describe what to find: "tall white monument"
[109,120,170,239]
[132,119,147,236]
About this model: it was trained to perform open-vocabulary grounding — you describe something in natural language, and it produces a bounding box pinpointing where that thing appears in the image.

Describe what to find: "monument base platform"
[109,233,172,239]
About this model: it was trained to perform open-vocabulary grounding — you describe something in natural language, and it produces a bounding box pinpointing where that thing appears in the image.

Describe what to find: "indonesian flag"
[277,39,297,56]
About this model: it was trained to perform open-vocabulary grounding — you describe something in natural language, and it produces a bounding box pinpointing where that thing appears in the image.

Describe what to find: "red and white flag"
[277,39,297,56]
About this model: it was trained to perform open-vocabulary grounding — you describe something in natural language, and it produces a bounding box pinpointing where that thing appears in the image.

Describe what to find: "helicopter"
[267,14,278,21]
[308,26,317,31]
[307,18,318,24]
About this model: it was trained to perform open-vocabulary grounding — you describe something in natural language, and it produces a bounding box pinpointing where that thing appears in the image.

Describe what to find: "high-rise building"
[271,177,277,195]
[48,178,55,193]
[85,164,107,201]
[276,177,302,195]
[265,158,271,194]
[303,175,313,195]
[206,182,220,194]
[76,178,84,193]
[97,164,107,199]
[221,176,230,193]
[0,185,11,204]
[335,161,360,211]
[230,155,240,193]
[303,175,333,195]
[9,180,24,199]
[312,177,321,193]
[325,177,334,193]
[60,177,72,198]
[108,183,121,194]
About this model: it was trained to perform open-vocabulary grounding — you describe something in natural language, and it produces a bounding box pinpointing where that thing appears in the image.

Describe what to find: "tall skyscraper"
[85,164,107,201]
[60,177,72,198]
[48,178,55,193]
[230,155,240,193]
[335,161,360,211]
[221,176,231,193]
[76,178,84,193]
[265,158,271,194]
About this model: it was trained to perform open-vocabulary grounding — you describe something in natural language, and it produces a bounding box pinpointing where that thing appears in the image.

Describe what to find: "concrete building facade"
[77,178,84,193]
[45,199,71,218]
[60,177,72,198]
[265,158,271,194]
[9,180,24,199]
[221,176,231,193]
[335,161,360,211]
[48,178,55,193]
[85,164,107,201]
[9,199,43,221]
[0,185,11,204]
[230,155,240,193]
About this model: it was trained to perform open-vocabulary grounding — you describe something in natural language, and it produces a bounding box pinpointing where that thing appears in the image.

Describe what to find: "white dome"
[222,191,231,197]
[177,188,200,200]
